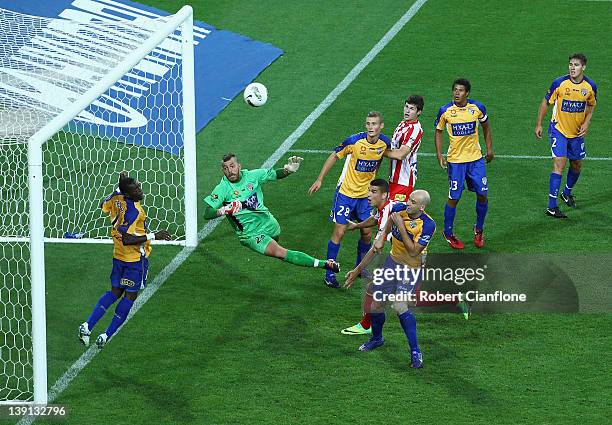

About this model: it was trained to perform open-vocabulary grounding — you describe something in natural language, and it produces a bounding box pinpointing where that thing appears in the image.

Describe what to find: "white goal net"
[0,6,197,403]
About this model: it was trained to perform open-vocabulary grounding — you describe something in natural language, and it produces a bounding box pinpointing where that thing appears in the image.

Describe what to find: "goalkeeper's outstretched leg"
[263,238,340,273]
[203,153,339,273]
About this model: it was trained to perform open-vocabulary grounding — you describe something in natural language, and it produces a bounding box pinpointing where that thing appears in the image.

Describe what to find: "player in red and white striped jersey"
[341,179,396,335]
[342,179,473,327]
[384,95,425,203]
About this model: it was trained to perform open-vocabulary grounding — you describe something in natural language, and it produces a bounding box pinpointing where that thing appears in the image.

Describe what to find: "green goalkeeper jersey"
[204,168,279,238]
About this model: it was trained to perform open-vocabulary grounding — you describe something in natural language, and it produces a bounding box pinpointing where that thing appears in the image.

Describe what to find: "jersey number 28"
[337,206,350,217]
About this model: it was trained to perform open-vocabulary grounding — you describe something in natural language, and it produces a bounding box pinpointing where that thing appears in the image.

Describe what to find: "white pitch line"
[260,0,429,169]
[17,1,429,423]
[288,148,612,161]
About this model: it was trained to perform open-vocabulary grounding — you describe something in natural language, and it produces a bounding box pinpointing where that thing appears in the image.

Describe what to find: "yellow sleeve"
[101,192,120,214]
[435,111,447,131]
[335,144,353,159]
[547,86,559,105]
[587,90,597,106]
[101,200,112,214]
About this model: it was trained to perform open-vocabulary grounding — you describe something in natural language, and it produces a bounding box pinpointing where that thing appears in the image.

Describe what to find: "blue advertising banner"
[0,0,283,154]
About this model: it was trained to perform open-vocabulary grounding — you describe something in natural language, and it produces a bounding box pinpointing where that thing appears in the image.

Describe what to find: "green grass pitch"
[3,0,612,424]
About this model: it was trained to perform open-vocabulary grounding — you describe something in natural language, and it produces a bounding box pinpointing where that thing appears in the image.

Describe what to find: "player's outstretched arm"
[344,244,379,288]
[283,156,303,173]
[346,217,377,231]
[274,156,304,180]
[434,129,447,169]
[534,98,549,139]
[122,230,171,245]
[308,152,338,194]
[100,170,129,208]
[345,225,389,288]
[383,145,412,161]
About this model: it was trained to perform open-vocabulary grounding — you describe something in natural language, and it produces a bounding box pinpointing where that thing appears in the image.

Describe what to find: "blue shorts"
[549,123,585,160]
[329,189,371,225]
[110,257,148,293]
[447,158,488,200]
[372,255,422,299]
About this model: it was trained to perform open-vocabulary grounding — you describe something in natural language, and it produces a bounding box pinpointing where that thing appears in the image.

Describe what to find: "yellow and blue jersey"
[101,191,151,262]
[435,100,488,163]
[389,203,435,268]
[334,131,391,198]
[546,75,597,138]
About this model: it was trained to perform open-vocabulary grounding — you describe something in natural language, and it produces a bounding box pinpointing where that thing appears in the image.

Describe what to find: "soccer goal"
[0,5,197,404]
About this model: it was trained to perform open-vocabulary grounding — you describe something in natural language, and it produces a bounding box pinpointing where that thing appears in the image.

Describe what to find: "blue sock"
[475,200,488,231]
[370,312,385,341]
[444,204,456,235]
[398,310,419,353]
[86,290,118,330]
[356,239,371,268]
[326,240,340,277]
[105,297,134,338]
[548,172,562,208]
[563,169,580,196]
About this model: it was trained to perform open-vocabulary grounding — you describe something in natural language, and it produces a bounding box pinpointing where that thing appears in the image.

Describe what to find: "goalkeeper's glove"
[217,200,242,216]
[283,156,304,174]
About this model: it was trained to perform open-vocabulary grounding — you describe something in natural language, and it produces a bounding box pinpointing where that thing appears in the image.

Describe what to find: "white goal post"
[0,5,197,404]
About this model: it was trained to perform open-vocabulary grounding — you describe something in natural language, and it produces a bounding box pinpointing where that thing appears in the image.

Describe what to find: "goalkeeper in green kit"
[203,153,340,273]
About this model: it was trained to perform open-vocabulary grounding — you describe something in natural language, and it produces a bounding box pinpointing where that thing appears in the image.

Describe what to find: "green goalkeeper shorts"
[238,216,281,255]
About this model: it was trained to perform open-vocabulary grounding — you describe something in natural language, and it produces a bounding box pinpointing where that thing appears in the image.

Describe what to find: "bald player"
[345,189,435,368]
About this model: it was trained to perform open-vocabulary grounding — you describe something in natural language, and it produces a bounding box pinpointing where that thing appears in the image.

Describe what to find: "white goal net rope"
[0,7,193,402]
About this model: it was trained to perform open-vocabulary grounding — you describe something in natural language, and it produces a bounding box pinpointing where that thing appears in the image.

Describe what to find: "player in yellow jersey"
[535,53,597,218]
[78,171,171,348]
[308,112,393,288]
[344,189,435,368]
[435,78,494,249]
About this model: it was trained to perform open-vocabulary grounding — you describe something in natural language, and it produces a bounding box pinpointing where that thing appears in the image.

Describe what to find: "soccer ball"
[244,82,268,107]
